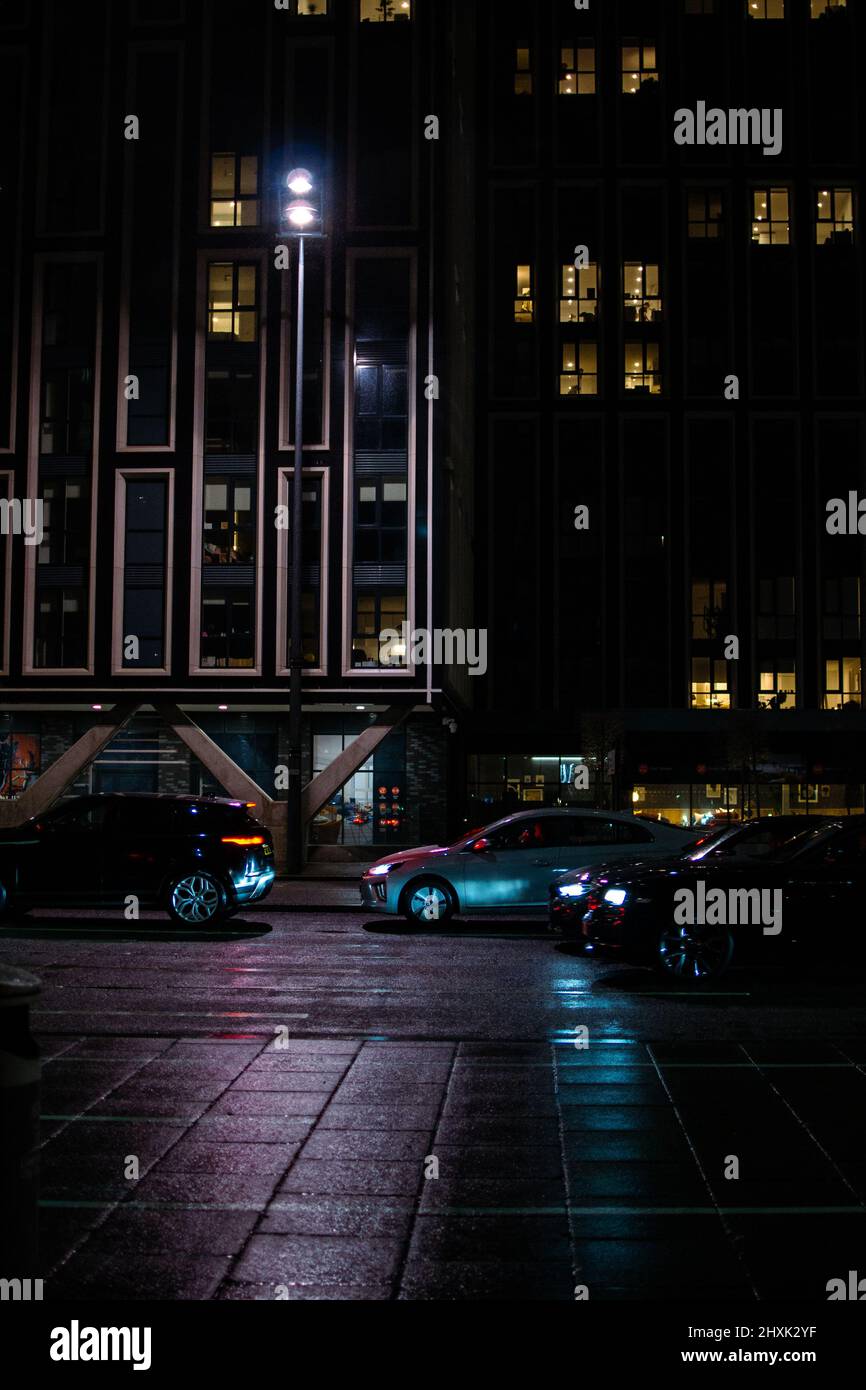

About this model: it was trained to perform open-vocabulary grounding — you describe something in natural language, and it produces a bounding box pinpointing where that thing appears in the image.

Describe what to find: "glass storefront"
[630,781,864,827]
[310,723,406,847]
[466,752,607,828]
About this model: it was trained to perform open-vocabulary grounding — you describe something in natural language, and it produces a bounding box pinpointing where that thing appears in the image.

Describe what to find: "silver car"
[360,808,697,924]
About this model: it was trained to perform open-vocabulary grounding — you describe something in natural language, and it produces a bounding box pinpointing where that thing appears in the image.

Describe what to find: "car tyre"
[400,877,457,926]
[166,871,227,927]
[655,922,734,983]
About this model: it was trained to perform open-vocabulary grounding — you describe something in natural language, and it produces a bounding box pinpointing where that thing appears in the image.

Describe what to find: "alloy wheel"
[409,884,449,923]
[657,924,732,981]
[171,874,221,925]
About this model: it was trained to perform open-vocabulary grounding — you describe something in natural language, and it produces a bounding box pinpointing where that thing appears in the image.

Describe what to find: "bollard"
[0,965,41,1281]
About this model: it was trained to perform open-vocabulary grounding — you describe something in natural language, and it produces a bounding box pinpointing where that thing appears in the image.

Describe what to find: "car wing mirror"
[466,836,491,853]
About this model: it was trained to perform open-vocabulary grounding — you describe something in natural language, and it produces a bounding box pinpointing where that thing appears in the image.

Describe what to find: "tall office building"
[0,0,474,862]
[465,0,866,829]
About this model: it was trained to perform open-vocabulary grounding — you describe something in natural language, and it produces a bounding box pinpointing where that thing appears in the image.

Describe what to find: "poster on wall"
[0,733,40,799]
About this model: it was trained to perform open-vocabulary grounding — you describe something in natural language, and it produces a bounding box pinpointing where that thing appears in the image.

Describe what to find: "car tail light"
[221,835,265,846]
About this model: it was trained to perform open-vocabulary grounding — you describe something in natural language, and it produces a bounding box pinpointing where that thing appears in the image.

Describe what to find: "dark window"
[40,368,94,456]
[123,478,167,668]
[354,478,407,564]
[200,590,254,668]
[35,587,86,668]
[354,363,408,452]
[688,189,724,239]
[286,477,322,667]
[38,478,89,566]
[205,369,257,453]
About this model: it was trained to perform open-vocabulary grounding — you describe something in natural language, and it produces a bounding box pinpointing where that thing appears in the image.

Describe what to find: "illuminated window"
[623,263,661,321]
[691,658,730,709]
[688,190,723,239]
[514,264,534,323]
[207,263,258,341]
[210,153,259,228]
[560,263,599,321]
[747,0,784,17]
[559,46,595,95]
[560,343,598,396]
[621,42,657,93]
[811,0,846,14]
[360,0,412,20]
[751,188,790,245]
[203,478,255,565]
[816,188,854,244]
[514,46,532,95]
[352,592,407,667]
[824,657,861,709]
[624,342,661,393]
[297,0,328,13]
[691,580,728,639]
[758,668,796,709]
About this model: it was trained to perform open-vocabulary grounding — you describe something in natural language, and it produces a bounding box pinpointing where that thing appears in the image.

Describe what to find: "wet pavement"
[1,906,864,1300]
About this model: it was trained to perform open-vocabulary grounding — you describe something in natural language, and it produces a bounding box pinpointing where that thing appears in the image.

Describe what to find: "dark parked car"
[549,816,866,981]
[0,794,275,926]
[549,815,811,938]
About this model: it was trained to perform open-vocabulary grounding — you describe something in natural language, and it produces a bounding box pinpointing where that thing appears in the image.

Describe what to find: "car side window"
[615,820,655,845]
[108,801,161,834]
[821,829,866,865]
[44,803,108,833]
[488,819,549,851]
[554,817,618,847]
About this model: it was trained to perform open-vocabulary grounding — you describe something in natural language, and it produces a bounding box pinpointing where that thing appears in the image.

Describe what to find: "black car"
[549,814,812,938]
[0,794,275,926]
[550,816,866,982]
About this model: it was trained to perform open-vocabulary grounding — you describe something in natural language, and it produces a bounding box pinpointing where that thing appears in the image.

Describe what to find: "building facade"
[0,0,474,859]
[466,0,866,830]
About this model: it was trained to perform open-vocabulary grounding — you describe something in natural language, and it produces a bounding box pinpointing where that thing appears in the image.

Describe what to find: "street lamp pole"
[283,168,319,875]
[288,231,305,875]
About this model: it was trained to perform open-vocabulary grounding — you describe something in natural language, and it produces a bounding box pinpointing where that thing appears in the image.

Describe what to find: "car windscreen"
[771,822,842,862]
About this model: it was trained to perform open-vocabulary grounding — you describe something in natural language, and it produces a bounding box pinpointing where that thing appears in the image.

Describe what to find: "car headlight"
[368,863,396,877]
[556,882,588,899]
[603,888,628,906]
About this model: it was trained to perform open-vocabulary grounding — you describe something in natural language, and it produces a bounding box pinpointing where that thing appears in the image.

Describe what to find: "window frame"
[111,468,174,676]
[276,465,329,678]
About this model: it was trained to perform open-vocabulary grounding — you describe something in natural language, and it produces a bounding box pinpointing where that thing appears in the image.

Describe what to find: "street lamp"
[282,167,322,874]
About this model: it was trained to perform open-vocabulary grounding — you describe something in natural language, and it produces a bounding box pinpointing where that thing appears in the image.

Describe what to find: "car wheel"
[166,872,227,927]
[655,923,734,982]
[400,877,457,925]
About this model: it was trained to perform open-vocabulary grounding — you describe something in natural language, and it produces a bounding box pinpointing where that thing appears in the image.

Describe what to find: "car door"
[102,798,172,904]
[781,825,866,939]
[463,816,560,908]
[22,799,109,902]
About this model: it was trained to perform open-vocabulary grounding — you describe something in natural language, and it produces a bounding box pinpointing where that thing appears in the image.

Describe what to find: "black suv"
[0,794,275,926]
